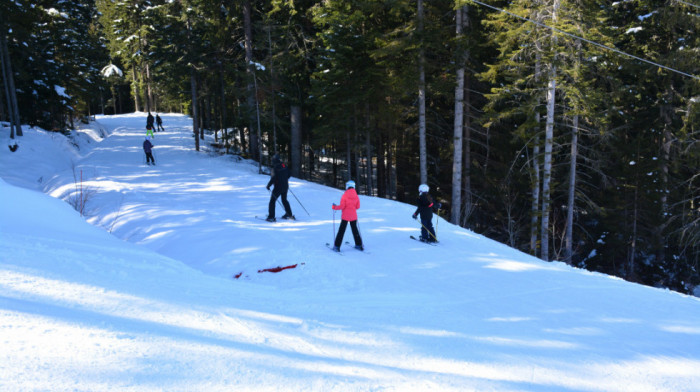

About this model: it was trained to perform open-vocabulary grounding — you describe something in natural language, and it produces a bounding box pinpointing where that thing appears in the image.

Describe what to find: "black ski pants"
[334,219,362,249]
[268,188,292,218]
[421,217,436,242]
[145,152,155,164]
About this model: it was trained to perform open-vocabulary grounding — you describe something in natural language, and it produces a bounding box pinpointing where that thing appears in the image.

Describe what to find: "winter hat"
[346,180,355,189]
[419,184,429,193]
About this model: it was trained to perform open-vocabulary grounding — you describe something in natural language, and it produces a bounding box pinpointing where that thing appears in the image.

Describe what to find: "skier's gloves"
[412,214,417,220]
[266,185,271,190]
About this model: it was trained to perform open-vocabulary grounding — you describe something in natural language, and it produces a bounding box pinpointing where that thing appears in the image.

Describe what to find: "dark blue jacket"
[143,139,153,153]
[414,192,440,221]
[267,162,290,191]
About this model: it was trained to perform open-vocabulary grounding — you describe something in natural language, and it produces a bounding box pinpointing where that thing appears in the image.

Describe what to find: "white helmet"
[419,184,429,193]
[346,180,355,189]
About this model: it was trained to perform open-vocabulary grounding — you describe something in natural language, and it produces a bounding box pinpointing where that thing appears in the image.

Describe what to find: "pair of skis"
[410,235,438,246]
[255,215,296,222]
[325,242,368,255]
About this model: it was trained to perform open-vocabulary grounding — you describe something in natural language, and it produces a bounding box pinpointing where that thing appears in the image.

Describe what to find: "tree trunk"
[388,139,396,199]
[657,97,674,265]
[365,104,373,196]
[346,131,352,181]
[366,130,373,196]
[190,68,200,152]
[291,104,302,178]
[629,179,638,278]
[1,33,15,138]
[0,46,5,122]
[417,0,427,184]
[254,75,263,173]
[565,115,578,264]
[268,27,278,154]
[541,72,555,262]
[451,6,467,225]
[461,71,472,226]
[354,131,362,191]
[132,67,140,112]
[377,134,386,198]
[244,0,257,160]
[146,62,153,112]
[219,62,226,146]
[541,0,559,262]
[1,33,22,137]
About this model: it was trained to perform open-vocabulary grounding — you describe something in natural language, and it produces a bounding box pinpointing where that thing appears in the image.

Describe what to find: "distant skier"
[412,184,441,243]
[331,180,363,252]
[146,111,154,130]
[265,154,294,222]
[155,113,164,132]
[143,136,155,165]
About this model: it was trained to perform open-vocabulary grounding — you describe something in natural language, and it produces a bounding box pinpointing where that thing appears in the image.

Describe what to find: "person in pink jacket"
[331,180,364,252]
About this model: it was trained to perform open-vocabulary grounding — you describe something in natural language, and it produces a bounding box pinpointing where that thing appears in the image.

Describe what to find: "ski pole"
[356,219,364,246]
[332,209,336,245]
[289,188,310,216]
[435,208,440,237]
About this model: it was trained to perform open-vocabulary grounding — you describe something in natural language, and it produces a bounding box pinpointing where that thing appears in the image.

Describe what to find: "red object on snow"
[258,264,298,273]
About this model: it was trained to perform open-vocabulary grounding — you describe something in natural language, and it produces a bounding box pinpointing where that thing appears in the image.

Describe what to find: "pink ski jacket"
[332,188,360,221]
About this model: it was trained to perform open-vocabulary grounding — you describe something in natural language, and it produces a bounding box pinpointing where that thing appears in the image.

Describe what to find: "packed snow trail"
[1,114,700,391]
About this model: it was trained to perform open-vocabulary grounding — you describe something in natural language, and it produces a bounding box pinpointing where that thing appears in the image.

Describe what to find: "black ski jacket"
[414,193,439,221]
[267,162,290,192]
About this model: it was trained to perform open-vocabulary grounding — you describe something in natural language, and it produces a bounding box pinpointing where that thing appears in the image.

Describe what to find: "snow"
[2,114,700,391]
[55,85,71,99]
[46,8,69,18]
[101,64,124,78]
[638,12,657,21]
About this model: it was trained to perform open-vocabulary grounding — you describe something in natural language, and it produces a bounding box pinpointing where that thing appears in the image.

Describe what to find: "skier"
[331,180,363,252]
[155,113,164,132]
[265,154,294,222]
[412,184,441,243]
[146,111,154,130]
[143,136,155,165]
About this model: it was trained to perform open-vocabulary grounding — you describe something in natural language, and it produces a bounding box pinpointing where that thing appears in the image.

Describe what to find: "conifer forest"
[1,0,698,294]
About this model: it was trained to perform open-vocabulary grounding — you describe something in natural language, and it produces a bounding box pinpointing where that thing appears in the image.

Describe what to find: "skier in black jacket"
[265,154,294,222]
[146,112,154,131]
[155,114,164,132]
[412,184,441,242]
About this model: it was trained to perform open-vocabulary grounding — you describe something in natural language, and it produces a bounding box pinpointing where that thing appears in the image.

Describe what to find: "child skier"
[331,180,363,251]
[412,184,441,243]
[143,136,155,165]
[156,114,164,132]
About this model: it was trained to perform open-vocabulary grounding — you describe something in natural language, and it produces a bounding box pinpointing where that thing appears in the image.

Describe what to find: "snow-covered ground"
[1,113,699,391]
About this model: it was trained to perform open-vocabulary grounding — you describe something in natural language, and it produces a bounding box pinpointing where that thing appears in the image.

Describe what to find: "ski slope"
[1,113,699,391]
